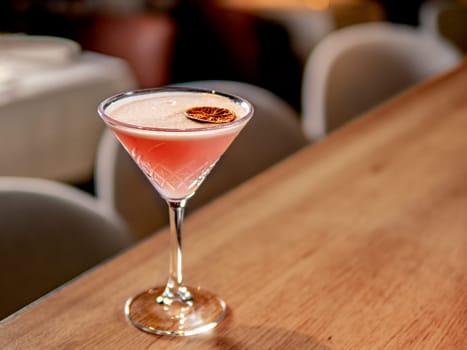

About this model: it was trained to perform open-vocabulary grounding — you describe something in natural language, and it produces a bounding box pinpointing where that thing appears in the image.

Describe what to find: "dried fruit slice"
[184,106,236,124]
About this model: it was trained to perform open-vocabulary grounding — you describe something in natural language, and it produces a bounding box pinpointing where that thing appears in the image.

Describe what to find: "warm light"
[304,0,330,10]
[218,0,332,10]
[217,0,369,11]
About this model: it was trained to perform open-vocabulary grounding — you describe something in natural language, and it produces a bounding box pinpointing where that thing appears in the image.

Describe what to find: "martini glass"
[98,87,253,336]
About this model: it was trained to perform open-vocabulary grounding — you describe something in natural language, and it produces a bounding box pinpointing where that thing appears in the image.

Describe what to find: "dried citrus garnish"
[184,106,236,124]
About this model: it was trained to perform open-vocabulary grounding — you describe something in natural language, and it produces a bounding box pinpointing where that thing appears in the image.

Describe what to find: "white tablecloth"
[0,44,136,183]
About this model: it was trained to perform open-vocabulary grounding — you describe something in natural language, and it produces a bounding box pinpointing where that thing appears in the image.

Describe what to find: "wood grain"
[2,60,467,349]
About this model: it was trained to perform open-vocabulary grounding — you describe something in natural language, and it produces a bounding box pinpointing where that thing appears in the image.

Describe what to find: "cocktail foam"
[107,91,249,130]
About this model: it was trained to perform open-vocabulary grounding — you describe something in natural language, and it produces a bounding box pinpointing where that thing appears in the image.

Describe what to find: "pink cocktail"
[98,87,253,336]
[112,123,241,199]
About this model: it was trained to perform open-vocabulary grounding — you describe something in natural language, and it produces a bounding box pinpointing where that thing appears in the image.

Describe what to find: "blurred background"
[3,0,465,112]
[0,0,466,214]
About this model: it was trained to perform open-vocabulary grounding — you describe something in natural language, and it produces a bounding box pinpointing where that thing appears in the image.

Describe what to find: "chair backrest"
[95,80,308,239]
[419,0,467,53]
[0,177,132,320]
[302,22,462,141]
[260,9,335,63]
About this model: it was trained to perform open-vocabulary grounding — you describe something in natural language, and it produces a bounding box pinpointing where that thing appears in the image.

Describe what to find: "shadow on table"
[212,326,330,350]
[156,323,331,350]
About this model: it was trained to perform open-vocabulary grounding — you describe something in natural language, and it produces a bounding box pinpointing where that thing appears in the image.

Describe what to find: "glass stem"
[161,199,193,303]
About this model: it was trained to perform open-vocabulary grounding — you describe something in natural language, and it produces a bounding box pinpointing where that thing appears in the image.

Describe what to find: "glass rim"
[97,86,254,133]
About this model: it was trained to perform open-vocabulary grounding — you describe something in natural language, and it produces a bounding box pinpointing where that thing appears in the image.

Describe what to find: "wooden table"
[2,61,467,349]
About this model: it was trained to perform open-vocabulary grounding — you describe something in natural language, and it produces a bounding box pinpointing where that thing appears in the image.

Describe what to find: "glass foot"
[125,286,226,336]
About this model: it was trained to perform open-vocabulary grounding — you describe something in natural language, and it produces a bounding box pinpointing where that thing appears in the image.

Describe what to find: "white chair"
[95,80,309,239]
[419,0,467,53]
[302,22,462,141]
[0,177,133,320]
[258,9,335,63]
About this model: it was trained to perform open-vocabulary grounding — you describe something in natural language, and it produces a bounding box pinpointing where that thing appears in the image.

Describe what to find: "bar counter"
[2,60,467,349]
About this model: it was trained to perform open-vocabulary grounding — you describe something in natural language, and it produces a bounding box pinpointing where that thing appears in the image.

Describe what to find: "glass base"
[125,286,226,336]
